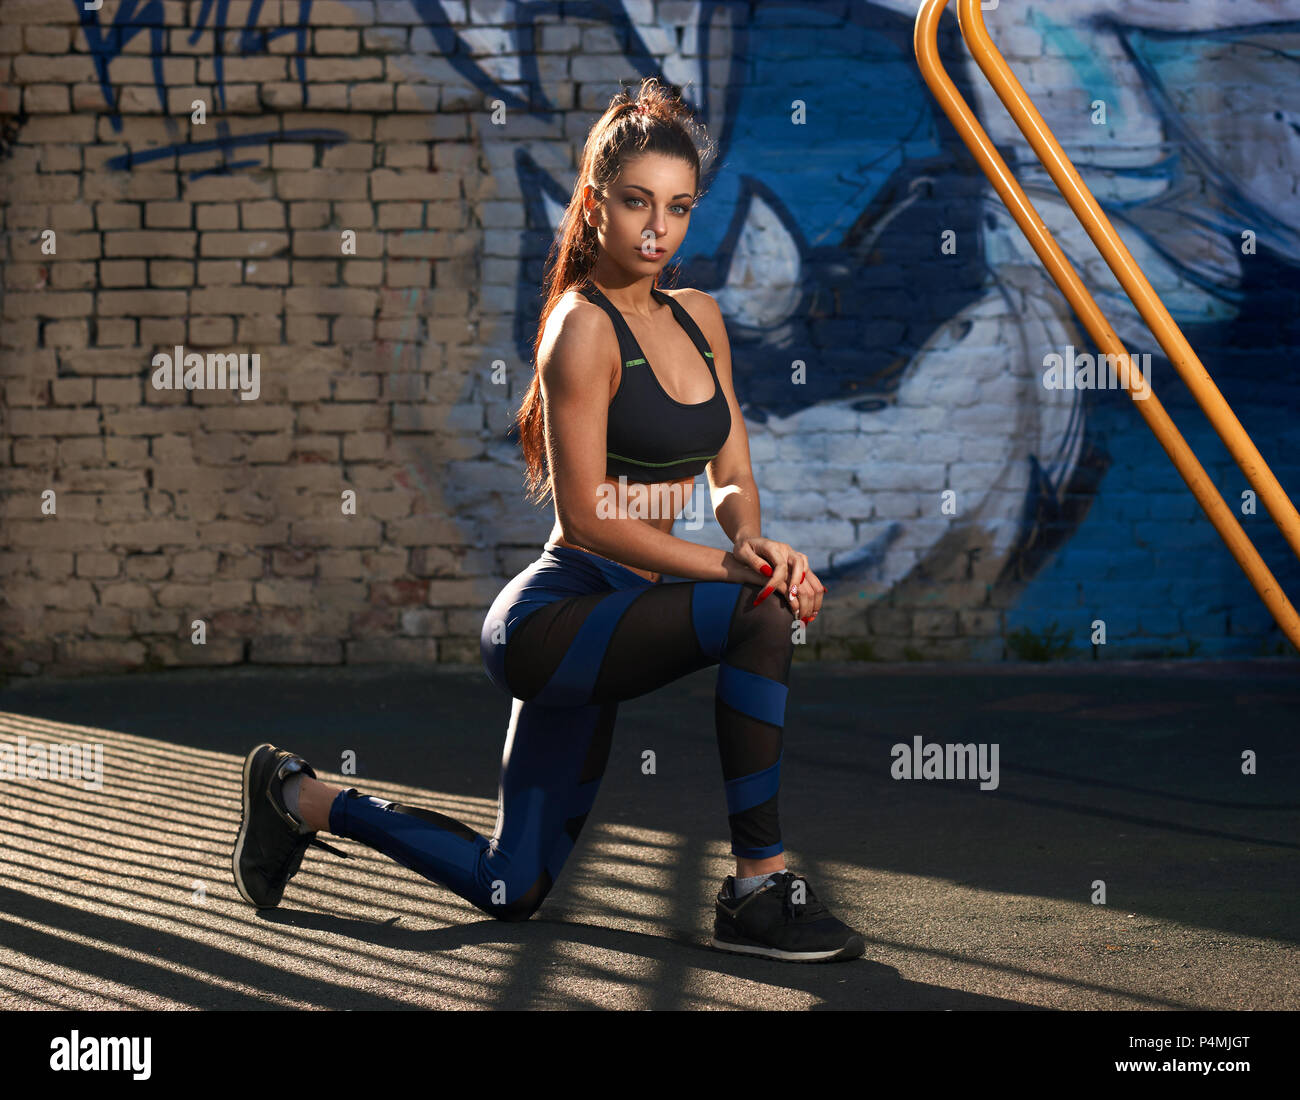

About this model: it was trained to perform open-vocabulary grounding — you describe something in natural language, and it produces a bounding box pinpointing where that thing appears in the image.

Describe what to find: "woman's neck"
[586,270,658,318]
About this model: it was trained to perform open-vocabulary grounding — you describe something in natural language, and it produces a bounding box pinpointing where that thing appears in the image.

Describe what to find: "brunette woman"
[234,78,863,964]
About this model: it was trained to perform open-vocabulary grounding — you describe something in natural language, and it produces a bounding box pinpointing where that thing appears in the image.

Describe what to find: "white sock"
[734,871,782,897]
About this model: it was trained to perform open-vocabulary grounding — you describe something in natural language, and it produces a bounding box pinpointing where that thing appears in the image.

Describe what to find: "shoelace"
[309,836,352,859]
[269,834,352,893]
[778,875,830,923]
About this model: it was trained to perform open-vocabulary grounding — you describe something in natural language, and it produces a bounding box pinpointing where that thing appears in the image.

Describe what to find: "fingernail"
[753,586,772,606]
[800,616,810,624]
[759,563,773,577]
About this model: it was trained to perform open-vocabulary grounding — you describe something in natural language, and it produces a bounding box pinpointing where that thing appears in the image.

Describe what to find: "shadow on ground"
[0,659,1296,1009]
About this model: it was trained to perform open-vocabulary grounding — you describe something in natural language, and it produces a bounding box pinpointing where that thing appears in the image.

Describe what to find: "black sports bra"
[578,280,732,483]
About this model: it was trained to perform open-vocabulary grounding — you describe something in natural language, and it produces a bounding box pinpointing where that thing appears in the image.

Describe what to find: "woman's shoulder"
[547,284,608,331]
[538,289,618,383]
[659,285,724,336]
[659,284,716,308]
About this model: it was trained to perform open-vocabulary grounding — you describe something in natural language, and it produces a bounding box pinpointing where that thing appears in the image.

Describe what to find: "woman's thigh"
[502,580,752,707]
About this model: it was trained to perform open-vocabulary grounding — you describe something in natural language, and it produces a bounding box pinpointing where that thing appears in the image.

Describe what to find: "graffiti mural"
[77,0,345,175]
[348,0,1295,656]
[49,0,1300,660]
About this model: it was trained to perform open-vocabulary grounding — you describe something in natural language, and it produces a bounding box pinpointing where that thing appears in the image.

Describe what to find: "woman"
[233,78,863,963]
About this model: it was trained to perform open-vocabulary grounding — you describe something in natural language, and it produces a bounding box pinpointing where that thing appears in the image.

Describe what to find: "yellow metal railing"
[914,0,1300,652]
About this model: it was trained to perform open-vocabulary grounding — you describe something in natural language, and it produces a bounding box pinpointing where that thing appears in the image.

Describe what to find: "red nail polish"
[759,563,773,577]
[753,586,772,606]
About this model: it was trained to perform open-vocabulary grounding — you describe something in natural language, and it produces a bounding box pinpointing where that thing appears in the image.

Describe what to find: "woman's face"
[585,153,697,274]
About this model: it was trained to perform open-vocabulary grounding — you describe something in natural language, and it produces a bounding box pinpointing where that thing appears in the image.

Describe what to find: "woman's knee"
[482,867,551,922]
[730,583,797,652]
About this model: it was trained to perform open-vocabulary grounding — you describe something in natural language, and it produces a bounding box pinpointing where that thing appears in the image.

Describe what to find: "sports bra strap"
[649,286,718,375]
[578,280,716,374]
[577,282,642,366]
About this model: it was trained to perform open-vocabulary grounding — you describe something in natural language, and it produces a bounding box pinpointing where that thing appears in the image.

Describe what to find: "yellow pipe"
[956,0,1300,565]
[913,0,1300,651]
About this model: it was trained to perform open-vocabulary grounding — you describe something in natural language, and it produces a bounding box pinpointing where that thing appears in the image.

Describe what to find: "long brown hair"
[516,77,716,502]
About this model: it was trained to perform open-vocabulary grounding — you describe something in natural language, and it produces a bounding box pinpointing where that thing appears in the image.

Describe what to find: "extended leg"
[322,697,616,922]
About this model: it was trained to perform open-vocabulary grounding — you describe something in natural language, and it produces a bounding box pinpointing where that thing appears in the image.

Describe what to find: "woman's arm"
[698,293,762,545]
[540,298,767,585]
[688,289,827,622]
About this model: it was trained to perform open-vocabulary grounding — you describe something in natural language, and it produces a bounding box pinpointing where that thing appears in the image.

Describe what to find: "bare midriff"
[550,474,696,583]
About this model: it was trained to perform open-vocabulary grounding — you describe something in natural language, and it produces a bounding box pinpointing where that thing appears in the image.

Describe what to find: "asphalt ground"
[0,659,1296,1011]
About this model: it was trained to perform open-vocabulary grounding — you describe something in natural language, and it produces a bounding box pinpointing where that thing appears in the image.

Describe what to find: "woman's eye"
[624,198,691,215]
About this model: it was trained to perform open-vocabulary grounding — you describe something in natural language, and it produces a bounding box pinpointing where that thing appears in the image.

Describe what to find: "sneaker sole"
[232,742,275,907]
[709,933,865,963]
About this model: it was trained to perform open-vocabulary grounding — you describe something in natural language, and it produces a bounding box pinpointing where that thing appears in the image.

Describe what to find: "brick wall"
[1,0,498,676]
[2,0,1298,677]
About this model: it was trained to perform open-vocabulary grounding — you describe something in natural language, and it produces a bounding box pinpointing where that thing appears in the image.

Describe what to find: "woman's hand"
[721,551,771,590]
[731,535,826,623]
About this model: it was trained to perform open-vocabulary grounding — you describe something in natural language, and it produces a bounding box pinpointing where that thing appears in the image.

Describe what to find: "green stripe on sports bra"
[607,451,719,468]
[624,353,711,366]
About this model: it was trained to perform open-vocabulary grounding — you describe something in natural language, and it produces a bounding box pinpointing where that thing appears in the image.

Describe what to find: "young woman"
[233,78,863,964]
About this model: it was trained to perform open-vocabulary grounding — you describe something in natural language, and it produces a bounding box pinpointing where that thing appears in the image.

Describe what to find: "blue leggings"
[327,543,794,921]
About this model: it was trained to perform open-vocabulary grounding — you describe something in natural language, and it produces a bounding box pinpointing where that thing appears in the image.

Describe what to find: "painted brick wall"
[1,0,1298,678]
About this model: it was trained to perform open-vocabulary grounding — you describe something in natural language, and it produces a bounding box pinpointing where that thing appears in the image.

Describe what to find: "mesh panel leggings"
[327,544,795,922]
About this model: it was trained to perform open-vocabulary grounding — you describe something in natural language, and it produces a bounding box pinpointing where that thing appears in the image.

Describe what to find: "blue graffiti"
[188,0,313,113]
[407,0,664,119]
[104,120,347,180]
[79,0,165,131]
[77,0,312,134]
[402,0,1298,652]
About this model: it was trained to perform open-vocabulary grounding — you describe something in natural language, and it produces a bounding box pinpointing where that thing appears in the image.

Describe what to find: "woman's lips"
[637,245,666,258]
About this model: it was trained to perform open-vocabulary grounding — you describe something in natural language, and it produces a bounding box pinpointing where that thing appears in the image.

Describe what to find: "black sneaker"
[711,870,865,963]
[232,743,351,909]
